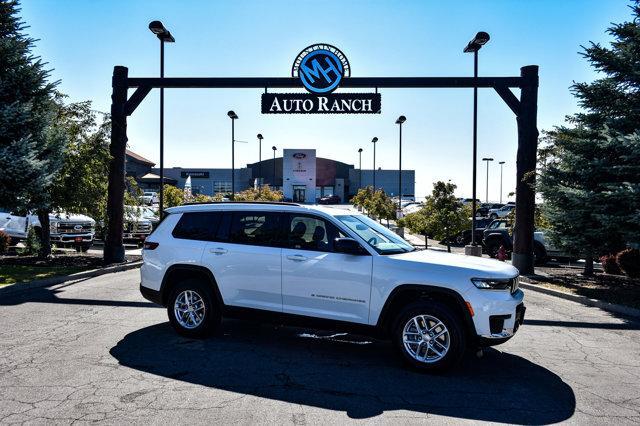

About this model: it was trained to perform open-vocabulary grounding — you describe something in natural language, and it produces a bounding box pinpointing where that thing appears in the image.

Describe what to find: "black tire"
[167,278,220,338]
[80,243,92,252]
[392,301,466,373]
[534,244,548,265]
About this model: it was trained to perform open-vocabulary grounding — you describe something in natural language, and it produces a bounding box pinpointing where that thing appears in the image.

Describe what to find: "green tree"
[234,185,283,201]
[0,0,61,257]
[539,3,640,275]
[351,186,374,213]
[162,184,184,208]
[366,189,396,224]
[398,209,429,248]
[407,181,470,253]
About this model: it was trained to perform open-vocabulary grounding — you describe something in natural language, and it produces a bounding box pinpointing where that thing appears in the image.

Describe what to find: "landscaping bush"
[0,230,9,254]
[616,249,640,278]
[22,227,41,256]
[600,254,622,275]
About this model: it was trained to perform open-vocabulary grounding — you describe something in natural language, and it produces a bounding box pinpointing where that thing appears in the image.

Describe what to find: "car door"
[281,213,372,324]
[202,210,284,313]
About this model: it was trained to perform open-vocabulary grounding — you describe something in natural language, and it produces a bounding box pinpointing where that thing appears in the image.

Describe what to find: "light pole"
[482,157,494,203]
[272,146,277,188]
[358,148,363,191]
[395,115,406,210]
[371,137,378,189]
[464,31,490,246]
[499,161,505,204]
[257,133,263,188]
[227,110,238,199]
[148,21,175,218]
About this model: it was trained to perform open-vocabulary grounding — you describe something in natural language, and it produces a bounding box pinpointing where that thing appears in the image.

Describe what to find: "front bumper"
[50,233,94,244]
[464,287,525,344]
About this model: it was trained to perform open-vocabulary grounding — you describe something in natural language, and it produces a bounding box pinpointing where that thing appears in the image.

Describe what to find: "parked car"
[318,194,341,204]
[140,202,525,372]
[445,217,494,246]
[482,219,553,264]
[488,204,515,219]
[140,192,159,206]
[123,206,154,245]
[0,209,96,251]
[459,198,481,206]
[475,203,504,218]
[402,202,423,215]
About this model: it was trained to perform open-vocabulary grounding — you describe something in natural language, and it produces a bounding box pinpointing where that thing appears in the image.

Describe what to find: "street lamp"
[371,137,378,189]
[257,133,263,188]
[358,148,363,191]
[227,110,238,199]
[148,21,175,218]
[482,157,494,203]
[272,146,277,188]
[499,161,505,204]
[464,31,490,246]
[395,115,406,210]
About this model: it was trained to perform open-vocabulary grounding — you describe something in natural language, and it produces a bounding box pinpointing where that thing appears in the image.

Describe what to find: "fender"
[160,264,224,306]
[376,284,476,337]
[484,232,512,249]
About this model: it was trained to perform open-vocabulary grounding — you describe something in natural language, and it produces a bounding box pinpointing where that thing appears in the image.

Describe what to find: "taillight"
[143,241,159,250]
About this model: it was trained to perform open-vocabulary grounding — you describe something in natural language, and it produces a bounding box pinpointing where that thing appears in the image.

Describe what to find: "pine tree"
[539,2,640,275]
[0,0,62,257]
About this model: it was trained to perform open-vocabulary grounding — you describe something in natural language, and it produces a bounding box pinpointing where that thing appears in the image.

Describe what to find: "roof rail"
[180,201,301,207]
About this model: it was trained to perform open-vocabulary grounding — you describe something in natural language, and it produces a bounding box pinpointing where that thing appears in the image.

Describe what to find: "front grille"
[511,276,519,294]
[125,222,152,233]
[57,222,94,233]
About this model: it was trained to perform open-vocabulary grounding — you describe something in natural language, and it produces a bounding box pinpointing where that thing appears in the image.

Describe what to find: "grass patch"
[0,265,89,286]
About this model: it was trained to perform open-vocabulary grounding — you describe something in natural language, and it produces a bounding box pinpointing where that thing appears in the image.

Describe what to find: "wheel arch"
[160,264,223,307]
[376,284,476,339]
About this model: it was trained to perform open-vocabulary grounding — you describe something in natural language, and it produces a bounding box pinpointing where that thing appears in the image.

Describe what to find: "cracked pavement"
[1,269,639,424]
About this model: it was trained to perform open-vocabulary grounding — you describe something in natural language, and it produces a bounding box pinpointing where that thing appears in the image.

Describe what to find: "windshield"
[336,215,415,255]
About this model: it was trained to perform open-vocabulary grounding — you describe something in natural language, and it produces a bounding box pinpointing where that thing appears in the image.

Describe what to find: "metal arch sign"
[261,44,381,114]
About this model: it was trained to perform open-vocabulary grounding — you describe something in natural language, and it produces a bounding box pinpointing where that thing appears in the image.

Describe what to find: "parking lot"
[1,268,639,424]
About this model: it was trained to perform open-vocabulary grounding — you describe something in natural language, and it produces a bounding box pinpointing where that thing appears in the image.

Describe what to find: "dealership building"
[126,149,414,203]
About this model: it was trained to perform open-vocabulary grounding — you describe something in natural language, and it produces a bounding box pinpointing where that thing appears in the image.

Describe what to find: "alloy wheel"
[402,314,450,363]
[173,290,206,329]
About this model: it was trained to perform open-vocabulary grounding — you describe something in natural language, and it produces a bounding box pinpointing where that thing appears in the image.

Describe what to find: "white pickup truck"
[0,209,95,252]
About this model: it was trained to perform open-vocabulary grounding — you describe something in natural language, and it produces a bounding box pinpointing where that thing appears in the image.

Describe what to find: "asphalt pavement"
[1,269,639,424]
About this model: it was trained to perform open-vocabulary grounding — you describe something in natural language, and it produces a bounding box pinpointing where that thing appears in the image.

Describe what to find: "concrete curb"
[519,278,640,319]
[1,261,142,297]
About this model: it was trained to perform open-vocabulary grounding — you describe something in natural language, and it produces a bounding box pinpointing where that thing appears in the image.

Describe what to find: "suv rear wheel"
[167,279,220,338]
[393,301,465,372]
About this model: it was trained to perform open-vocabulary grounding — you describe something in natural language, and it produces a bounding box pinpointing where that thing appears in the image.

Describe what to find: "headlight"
[49,222,58,233]
[471,278,512,290]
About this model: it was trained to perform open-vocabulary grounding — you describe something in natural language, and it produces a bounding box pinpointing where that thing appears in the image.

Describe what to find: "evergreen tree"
[539,2,640,275]
[0,0,61,257]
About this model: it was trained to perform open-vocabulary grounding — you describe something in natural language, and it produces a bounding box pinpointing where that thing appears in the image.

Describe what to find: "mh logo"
[292,44,350,94]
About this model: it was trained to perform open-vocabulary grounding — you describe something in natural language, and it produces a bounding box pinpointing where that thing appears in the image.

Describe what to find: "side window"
[172,212,221,241]
[288,215,345,252]
[229,212,282,247]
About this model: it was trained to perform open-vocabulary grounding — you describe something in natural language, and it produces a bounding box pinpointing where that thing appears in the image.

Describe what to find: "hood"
[389,249,518,279]
[49,212,95,224]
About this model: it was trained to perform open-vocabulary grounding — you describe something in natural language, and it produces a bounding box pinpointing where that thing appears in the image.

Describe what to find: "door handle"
[209,247,228,255]
[287,254,307,262]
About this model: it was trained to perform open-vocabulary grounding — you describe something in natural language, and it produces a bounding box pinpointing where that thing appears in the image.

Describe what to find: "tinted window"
[172,212,222,241]
[229,212,282,247]
[288,215,344,252]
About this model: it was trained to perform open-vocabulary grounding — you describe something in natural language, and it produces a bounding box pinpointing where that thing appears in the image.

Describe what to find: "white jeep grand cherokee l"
[140,202,525,372]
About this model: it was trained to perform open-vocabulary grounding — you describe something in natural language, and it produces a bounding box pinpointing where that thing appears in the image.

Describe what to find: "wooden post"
[512,65,539,274]
[104,66,128,264]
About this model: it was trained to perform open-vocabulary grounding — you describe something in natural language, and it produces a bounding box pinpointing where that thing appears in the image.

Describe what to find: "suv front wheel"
[393,301,466,372]
[167,279,220,338]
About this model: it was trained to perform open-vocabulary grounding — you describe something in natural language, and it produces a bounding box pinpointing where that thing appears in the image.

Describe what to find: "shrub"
[616,249,640,278]
[600,254,622,275]
[0,230,9,254]
[23,227,41,256]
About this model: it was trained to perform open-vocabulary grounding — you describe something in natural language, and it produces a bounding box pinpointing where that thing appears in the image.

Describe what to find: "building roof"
[126,149,155,166]
[139,173,176,183]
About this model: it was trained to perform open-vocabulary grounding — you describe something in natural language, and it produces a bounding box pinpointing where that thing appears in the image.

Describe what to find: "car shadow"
[110,319,575,423]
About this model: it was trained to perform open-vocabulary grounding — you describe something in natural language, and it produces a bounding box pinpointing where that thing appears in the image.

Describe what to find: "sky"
[20,0,631,202]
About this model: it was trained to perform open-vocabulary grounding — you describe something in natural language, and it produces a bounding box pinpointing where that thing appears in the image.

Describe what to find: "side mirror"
[334,237,366,255]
